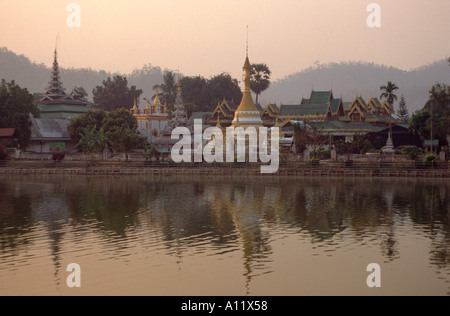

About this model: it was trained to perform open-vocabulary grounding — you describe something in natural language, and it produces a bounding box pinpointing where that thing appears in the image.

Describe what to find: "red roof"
[0,128,16,137]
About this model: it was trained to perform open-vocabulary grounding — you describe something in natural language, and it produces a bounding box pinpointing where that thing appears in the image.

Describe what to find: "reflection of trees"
[66,177,143,238]
[0,183,33,252]
[1,175,449,292]
[408,181,450,267]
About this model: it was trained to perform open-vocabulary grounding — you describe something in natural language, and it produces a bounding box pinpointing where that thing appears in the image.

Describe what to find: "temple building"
[341,96,394,126]
[204,87,397,146]
[231,53,264,128]
[130,89,168,137]
[151,81,190,155]
[211,99,238,127]
[27,113,76,153]
[261,103,280,126]
[36,50,90,119]
[168,80,189,129]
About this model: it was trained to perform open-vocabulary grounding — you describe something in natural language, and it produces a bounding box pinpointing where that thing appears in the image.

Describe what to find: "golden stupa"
[231,52,263,128]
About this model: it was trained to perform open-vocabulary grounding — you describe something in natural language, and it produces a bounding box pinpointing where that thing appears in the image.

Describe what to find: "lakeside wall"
[1,161,448,178]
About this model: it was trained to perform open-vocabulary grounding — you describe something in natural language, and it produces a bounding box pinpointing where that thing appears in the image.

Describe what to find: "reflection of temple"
[1,177,450,295]
[130,89,168,137]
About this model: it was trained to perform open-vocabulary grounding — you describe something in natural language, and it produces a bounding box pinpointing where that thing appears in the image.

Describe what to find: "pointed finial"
[246,25,249,57]
[55,33,60,55]
[154,88,161,104]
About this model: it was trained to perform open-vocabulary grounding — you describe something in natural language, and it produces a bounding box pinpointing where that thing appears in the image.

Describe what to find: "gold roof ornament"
[131,99,138,114]
[237,56,258,112]
[216,115,222,128]
[154,88,161,105]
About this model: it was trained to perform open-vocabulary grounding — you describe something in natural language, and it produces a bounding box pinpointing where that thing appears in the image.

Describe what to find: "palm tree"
[152,70,177,106]
[380,81,399,151]
[75,125,110,159]
[250,63,271,105]
[380,81,399,110]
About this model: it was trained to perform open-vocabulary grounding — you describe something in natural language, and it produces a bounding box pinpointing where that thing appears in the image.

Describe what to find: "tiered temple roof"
[36,50,90,119]
[168,80,188,129]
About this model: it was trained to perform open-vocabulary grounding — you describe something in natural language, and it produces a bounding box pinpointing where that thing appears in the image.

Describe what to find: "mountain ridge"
[262,59,449,112]
[1,47,448,113]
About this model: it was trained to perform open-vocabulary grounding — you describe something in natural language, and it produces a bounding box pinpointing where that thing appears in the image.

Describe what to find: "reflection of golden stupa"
[232,51,263,128]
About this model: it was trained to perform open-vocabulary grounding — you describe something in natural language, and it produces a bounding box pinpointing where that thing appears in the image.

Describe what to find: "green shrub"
[0,146,8,160]
[424,154,436,162]
[310,149,331,160]
[400,146,425,160]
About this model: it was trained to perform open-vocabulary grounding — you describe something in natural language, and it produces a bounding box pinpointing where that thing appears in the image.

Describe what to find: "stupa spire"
[232,30,263,127]
[44,49,66,99]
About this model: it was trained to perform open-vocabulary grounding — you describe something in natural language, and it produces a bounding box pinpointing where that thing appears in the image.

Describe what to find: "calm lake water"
[0,175,449,296]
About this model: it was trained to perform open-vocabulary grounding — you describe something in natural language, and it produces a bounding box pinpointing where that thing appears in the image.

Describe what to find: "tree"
[68,109,107,146]
[180,75,208,111]
[153,70,177,111]
[69,108,147,161]
[75,125,110,156]
[206,73,243,108]
[250,63,271,105]
[334,132,372,159]
[351,131,372,154]
[427,83,450,147]
[180,73,243,112]
[106,125,147,162]
[380,81,399,139]
[93,75,142,111]
[293,121,329,157]
[380,81,399,114]
[103,108,147,161]
[293,121,309,153]
[144,144,161,162]
[397,95,409,124]
[429,83,450,117]
[102,108,138,132]
[409,108,432,140]
[184,102,197,119]
[0,146,8,160]
[0,79,40,148]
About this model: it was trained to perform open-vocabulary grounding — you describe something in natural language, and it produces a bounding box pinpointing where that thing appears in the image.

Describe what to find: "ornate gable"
[348,97,368,122]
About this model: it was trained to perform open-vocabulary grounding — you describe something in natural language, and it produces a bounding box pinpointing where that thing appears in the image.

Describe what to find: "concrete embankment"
[0,166,448,178]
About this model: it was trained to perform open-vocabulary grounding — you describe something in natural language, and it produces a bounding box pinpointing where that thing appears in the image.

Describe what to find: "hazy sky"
[1,0,449,81]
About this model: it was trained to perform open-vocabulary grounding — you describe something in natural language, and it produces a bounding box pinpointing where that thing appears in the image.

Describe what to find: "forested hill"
[262,59,449,113]
[1,47,448,113]
[0,47,164,102]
